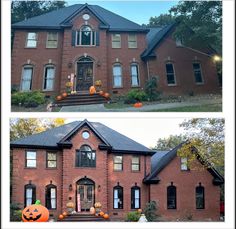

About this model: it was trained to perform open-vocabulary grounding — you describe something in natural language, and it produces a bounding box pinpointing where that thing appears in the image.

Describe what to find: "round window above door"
[82,14,90,20]
[82,131,90,139]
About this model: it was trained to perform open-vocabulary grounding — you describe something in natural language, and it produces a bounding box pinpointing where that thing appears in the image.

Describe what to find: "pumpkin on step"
[89,86,96,95]
[58,214,64,220]
[56,95,62,101]
[62,211,67,217]
[22,200,49,222]
[99,211,104,217]
[62,92,67,98]
[103,93,110,99]
[103,213,109,220]
[99,90,104,96]
[90,207,96,215]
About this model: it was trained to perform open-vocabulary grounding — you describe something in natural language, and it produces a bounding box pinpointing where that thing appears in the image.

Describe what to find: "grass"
[104,101,132,109]
[149,104,222,112]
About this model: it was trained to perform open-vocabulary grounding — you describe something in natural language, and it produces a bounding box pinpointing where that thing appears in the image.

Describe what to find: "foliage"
[10,118,65,141]
[170,1,222,53]
[147,14,175,27]
[126,211,141,222]
[154,134,186,150]
[124,89,148,104]
[10,203,23,222]
[11,1,67,24]
[177,118,224,174]
[11,91,45,107]
[144,201,158,222]
[144,76,161,101]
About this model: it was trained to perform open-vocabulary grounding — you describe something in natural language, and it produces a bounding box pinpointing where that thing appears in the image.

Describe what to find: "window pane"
[132,164,139,171]
[51,198,56,209]
[22,68,33,91]
[114,156,122,163]
[132,156,139,164]
[193,63,203,83]
[27,151,36,159]
[28,33,36,39]
[48,161,56,168]
[26,188,32,198]
[51,188,56,198]
[166,64,174,74]
[47,153,56,160]
[112,34,121,48]
[27,159,36,167]
[114,164,122,171]
[80,145,92,151]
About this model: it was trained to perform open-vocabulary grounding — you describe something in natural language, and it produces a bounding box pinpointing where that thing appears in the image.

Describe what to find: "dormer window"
[76,26,95,46]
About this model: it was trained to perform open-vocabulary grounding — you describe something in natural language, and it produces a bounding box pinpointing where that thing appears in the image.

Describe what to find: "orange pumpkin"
[103,93,110,99]
[22,200,49,222]
[99,211,105,217]
[62,211,67,217]
[103,213,109,219]
[137,209,142,213]
[56,95,62,101]
[133,102,143,108]
[62,92,67,98]
[99,91,104,96]
[90,207,96,214]
[89,86,96,95]
[58,214,64,220]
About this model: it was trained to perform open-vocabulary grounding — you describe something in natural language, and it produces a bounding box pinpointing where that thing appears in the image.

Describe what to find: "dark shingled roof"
[11,120,154,154]
[144,142,224,185]
[12,3,148,32]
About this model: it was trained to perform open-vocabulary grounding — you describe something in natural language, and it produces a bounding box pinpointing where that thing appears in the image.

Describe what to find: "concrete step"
[59,213,108,222]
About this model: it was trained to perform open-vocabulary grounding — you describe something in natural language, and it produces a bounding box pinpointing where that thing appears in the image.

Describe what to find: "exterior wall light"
[69,184,73,191]
[98,185,101,192]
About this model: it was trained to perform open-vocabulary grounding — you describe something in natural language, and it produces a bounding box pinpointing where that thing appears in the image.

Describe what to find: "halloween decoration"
[89,86,96,95]
[90,207,96,215]
[22,200,49,222]
[133,102,143,108]
[94,202,102,208]
[62,92,67,98]
[62,212,67,217]
[103,93,110,99]
[58,214,64,220]
[99,211,104,217]
[103,213,109,219]
[56,95,62,101]
[137,209,142,213]
[99,91,104,96]
[66,201,74,208]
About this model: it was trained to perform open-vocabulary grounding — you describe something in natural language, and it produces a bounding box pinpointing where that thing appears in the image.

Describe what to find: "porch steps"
[53,92,108,107]
[59,213,108,222]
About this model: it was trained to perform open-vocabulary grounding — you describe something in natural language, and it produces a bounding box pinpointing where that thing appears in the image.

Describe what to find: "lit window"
[26,32,37,48]
[43,65,55,91]
[21,65,33,91]
[131,156,140,171]
[46,32,58,48]
[113,64,122,87]
[47,152,57,168]
[131,64,140,87]
[165,63,176,85]
[193,63,203,84]
[112,34,121,48]
[113,155,123,171]
[128,34,137,48]
[26,151,36,168]
[180,157,188,171]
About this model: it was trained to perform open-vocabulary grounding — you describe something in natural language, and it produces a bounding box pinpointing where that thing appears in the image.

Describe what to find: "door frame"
[75,57,94,91]
[76,177,95,212]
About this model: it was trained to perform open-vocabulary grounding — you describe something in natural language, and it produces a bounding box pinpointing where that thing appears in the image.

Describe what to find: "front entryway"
[76,57,93,91]
[76,178,95,212]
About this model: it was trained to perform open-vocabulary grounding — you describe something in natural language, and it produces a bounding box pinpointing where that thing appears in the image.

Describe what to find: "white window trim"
[166,62,177,86]
[26,151,37,168]
[193,62,204,85]
[42,64,56,91]
[25,32,37,48]
[46,32,58,48]
[112,34,121,49]
[75,26,96,47]
[112,64,123,88]
[130,63,140,87]
[128,34,137,48]
[20,65,33,92]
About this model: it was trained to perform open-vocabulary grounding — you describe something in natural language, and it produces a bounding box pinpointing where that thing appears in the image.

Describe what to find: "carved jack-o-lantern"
[22,200,49,222]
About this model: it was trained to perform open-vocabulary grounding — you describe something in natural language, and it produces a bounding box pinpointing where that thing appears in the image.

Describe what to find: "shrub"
[11,91,45,107]
[124,89,148,104]
[126,211,141,222]
[144,201,158,222]
[144,76,161,101]
[10,203,22,222]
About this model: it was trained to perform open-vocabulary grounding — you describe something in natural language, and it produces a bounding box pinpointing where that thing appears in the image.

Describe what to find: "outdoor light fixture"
[98,185,101,192]
[213,55,221,62]
[69,184,73,191]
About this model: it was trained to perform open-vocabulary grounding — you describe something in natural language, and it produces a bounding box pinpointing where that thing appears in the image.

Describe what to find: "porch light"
[69,184,73,191]
[213,55,221,62]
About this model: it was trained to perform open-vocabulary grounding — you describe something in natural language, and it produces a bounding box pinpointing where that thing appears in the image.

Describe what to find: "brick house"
[11,3,221,97]
[10,120,224,221]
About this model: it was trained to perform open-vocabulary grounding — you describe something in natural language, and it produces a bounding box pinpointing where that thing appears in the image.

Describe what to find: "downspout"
[146,59,150,80]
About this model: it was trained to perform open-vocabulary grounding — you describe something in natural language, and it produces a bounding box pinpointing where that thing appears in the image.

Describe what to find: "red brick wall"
[147,28,221,96]
[11,148,63,217]
[150,156,221,221]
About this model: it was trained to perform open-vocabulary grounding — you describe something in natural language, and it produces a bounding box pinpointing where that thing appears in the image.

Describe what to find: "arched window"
[76,26,95,46]
[21,65,33,91]
[45,184,57,209]
[167,183,176,209]
[43,65,55,91]
[24,183,36,207]
[130,64,140,87]
[75,145,96,167]
[113,64,122,87]
[196,184,205,209]
[131,186,140,209]
[113,185,123,209]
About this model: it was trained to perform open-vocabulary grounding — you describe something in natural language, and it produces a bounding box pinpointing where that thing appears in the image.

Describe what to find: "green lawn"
[149,104,222,112]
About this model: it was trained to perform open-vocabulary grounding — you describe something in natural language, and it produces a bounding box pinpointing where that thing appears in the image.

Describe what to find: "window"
[82,131,90,139]
[46,32,58,48]
[113,155,123,171]
[193,63,203,84]
[25,151,36,168]
[113,64,122,87]
[131,186,140,209]
[45,184,57,209]
[167,183,176,209]
[113,185,123,209]
[24,183,36,207]
[165,63,176,85]
[196,185,205,209]
[128,34,137,48]
[21,65,33,91]
[112,34,121,48]
[26,32,37,48]
[76,145,96,167]
[175,38,183,47]
[43,65,55,90]
[46,152,57,168]
[131,64,140,87]
[76,26,95,46]
[131,156,140,171]
[180,157,188,171]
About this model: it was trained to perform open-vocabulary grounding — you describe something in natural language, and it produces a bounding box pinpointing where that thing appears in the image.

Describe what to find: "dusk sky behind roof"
[67,1,178,25]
